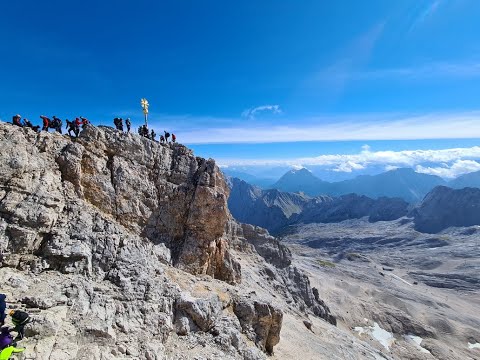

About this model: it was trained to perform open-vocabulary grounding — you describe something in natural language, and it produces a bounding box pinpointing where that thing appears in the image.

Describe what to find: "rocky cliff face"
[413,185,480,233]
[0,122,334,359]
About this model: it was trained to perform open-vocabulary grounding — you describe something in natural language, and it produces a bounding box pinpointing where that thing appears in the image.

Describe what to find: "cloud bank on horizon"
[218,145,480,179]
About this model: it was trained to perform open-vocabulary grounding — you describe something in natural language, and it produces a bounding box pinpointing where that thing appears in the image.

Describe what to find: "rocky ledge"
[0,122,334,359]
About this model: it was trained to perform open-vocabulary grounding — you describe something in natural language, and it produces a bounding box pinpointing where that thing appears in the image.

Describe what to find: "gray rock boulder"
[233,296,283,354]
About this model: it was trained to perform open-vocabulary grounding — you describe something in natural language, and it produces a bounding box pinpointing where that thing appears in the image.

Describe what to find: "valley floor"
[279,218,480,360]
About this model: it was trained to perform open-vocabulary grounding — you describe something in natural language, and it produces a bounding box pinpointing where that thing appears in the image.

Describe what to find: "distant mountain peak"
[272,166,447,202]
[287,167,314,176]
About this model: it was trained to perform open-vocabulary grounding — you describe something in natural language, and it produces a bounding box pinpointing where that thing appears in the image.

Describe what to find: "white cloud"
[290,164,305,170]
[385,165,399,171]
[181,111,480,144]
[242,105,282,119]
[332,161,365,173]
[216,145,480,179]
[415,160,480,178]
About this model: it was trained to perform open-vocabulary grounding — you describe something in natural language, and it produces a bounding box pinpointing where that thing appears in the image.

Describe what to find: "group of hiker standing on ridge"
[0,294,32,359]
[8,114,178,144]
[113,117,176,143]
[11,114,89,137]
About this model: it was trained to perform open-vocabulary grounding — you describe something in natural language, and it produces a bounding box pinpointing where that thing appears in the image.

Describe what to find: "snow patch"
[354,322,395,350]
[405,334,431,354]
[468,342,480,349]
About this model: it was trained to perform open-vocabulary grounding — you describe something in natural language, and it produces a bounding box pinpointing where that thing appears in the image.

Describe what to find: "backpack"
[165,132,170,138]
[10,310,29,326]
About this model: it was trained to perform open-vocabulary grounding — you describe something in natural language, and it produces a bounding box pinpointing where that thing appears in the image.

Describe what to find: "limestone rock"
[233,296,283,354]
[0,123,335,359]
[175,293,222,332]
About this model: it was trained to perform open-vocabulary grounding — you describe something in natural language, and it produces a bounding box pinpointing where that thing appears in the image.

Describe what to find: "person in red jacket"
[172,133,176,143]
[80,116,89,129]
[40,115,50,131]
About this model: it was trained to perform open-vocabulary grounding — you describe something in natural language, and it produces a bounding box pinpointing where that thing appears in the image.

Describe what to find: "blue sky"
[1,0,480,179]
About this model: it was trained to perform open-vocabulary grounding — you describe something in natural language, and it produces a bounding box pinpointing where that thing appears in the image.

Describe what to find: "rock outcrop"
[0,122,334,359]
[413,186,480,233]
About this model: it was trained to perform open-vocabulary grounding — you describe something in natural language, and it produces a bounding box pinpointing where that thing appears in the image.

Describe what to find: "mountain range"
[272,167,480,203]
[228,177,409,233]
[229,176,480,234]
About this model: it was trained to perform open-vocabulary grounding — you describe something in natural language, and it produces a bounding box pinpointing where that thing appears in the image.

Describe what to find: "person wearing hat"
[8,310,31,341]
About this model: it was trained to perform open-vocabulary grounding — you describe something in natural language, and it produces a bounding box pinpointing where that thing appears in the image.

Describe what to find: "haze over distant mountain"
[221,168,274,188]
[273,168,330,195]
[273,168,447,202]
[228,177,409,233]
[449,170,480,189]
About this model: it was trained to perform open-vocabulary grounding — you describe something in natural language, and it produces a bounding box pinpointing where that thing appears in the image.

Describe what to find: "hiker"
[113,118,123,131]
[160,135,165,143]
[23,119,40,132]
[80,116,89,129]
[172,133,176,143]
[75,117,82,128]
[51,116,62,134]
[164,130,170,143]
[138,125,148,137]
[125,118,131,133]
[0,295,5,326]
[150,129,156,141]
[40,115,50,131]
[9,310,31,341]
[66,119,79,138]
[0,344,25,360]
[12,115,22,127]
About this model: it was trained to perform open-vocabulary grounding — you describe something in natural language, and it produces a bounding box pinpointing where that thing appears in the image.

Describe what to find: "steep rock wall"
[0,123,239,283]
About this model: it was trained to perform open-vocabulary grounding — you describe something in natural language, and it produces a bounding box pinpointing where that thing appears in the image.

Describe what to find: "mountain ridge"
[273,167,447,202]
[228,177,409,233]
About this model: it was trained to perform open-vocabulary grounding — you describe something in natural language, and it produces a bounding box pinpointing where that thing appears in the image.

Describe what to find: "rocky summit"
[0,122,341,360]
